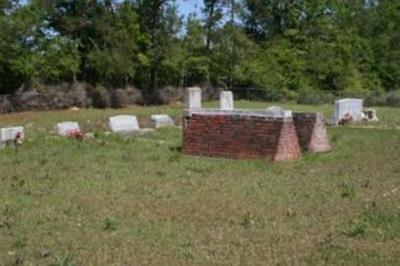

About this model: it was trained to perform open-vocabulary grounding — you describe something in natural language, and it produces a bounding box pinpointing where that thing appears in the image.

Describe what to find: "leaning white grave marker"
[109,115,140,133]
[150,114,175,128]
[57,121,80,136]
[334,98,363,125]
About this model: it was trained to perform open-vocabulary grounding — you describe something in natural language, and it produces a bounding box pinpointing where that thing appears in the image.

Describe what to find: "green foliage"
[0,0,400,103]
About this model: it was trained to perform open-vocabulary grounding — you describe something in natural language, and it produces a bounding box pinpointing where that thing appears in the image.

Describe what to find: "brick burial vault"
[182,87,331,162]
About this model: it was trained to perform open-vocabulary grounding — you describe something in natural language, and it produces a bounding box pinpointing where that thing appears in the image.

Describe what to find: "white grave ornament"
[57,121,80,136]
[109,115,140,133]
[334,98,363,124]
[150,114,175,128]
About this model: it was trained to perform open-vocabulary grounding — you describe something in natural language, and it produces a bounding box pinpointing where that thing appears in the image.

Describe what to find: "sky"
[176,0,204,18]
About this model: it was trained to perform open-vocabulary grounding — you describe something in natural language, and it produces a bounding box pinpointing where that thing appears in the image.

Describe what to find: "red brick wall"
[293,112,331,153]
[182,112,301,161]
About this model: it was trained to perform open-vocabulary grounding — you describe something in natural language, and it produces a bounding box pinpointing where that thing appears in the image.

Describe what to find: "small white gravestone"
[185,87,202,109]
[57,121,80,136]
[109,115,140,133]
[150,114,175,128]
[219,91,234,110]
[334,98,363,125]
[0,127,24,148]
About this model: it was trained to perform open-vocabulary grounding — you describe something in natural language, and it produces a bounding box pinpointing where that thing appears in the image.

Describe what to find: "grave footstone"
[57,121,80,136]
[0,126,24,148]
[219,91,234,110]
[334,98,363,125]
[185,87,202,109]
[109,115,140,133]
[150,114,175,128]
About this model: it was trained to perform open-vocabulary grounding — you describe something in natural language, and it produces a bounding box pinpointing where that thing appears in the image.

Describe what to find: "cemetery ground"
[0,101,400,266]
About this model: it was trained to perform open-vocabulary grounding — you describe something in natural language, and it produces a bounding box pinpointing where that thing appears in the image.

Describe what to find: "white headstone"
[57,121,80,136]
[185,87,202,109]
[109,115,140,133]
[150,114,175,128]
[334,98,363,124]
[219,91,234,110]
[0,127,24,144]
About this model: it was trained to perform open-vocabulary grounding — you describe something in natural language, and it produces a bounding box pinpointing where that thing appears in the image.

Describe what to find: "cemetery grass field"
[1,101,400,266]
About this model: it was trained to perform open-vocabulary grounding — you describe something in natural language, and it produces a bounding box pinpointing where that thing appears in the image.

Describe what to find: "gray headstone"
[334,98,363,124]
[219,91,234,110]
[150,114,175,128]
[185,87,202,109]
[109,115,140,133]
[57,122,80,136]
[0,126,24,144]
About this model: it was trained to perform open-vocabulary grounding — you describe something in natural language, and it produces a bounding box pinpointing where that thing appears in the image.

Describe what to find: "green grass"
[0,101,400,265]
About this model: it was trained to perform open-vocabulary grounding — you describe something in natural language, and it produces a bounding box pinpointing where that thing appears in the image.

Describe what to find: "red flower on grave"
[66,129,85,141]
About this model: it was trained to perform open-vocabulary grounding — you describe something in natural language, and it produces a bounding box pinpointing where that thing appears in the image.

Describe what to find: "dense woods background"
[0,0,400,107]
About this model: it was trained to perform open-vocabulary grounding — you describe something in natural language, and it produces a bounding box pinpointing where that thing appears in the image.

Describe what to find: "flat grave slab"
[57,121,80,136]
[109,115,140,133]
[150,114,175,128]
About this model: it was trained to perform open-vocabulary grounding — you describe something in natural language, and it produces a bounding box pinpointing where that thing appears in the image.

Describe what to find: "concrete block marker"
[219,91,234,110]
[185,87,202,109]
[334,98,363,125]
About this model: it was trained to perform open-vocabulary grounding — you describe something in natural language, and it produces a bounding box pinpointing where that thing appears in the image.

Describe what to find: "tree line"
[1,0,399,103]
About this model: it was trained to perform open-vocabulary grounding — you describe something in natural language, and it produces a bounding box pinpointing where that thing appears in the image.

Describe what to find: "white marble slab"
[57,121,80,136]
[150,114,175,128]
[109,115,140,133]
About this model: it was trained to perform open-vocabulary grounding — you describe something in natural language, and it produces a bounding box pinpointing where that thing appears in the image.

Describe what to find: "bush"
[386,90,400,107]
[297,91,335,105]
[68,82,88,108]
[124,86,143,105]
[110,88,128,108]
[90,85,111,108]
[365,94,387,107]
[0,97,15,113]
[157,86,185,104]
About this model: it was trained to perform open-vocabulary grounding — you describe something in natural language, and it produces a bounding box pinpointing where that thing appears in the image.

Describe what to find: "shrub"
[297,91,335,105]
[124,86,143,105]
[0,97,15,113]
[68,82,88,108]
[110,88,128,108]
[386,90,400,107]
[90,85,110,108]
[157,86,185,104]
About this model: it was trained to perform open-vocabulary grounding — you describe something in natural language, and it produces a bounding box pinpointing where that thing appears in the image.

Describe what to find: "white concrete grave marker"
[185,87,202,109]
[109,115,140,133]
[334,98,363,124]
[0,126,24,148]
[150,114,175,128]
[219,91,234,110]
[57,121,80,136]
